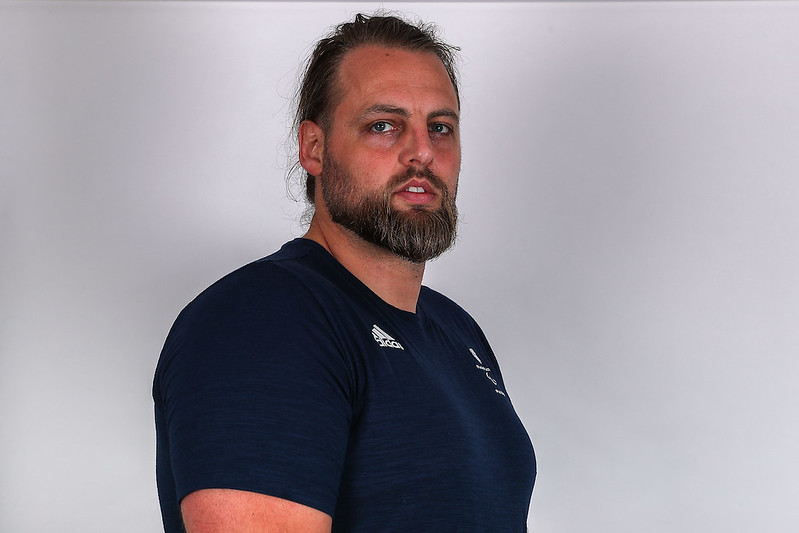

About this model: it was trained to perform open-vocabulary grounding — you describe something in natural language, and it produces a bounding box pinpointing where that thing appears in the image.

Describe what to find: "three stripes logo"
[371,324,404,350]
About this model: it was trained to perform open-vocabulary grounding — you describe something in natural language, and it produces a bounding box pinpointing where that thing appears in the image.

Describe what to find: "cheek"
[436,148,461,178]
[433,135,460,162]
[343,158,394,190]
[349,148,402,180]
[339,135,395,165]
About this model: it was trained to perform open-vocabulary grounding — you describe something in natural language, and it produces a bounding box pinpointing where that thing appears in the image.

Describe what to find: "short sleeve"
[154,267,354,519]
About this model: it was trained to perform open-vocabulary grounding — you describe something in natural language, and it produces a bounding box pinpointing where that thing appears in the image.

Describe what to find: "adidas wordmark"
[371,324,404,350]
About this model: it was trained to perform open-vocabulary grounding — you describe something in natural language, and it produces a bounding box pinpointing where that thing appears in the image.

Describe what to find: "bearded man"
[154,13,536,533]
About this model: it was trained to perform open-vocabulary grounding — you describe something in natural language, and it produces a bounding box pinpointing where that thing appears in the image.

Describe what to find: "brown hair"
[292,12,461,205]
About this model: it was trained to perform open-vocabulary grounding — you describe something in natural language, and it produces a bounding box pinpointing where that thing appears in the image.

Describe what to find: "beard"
[319,151,458,263]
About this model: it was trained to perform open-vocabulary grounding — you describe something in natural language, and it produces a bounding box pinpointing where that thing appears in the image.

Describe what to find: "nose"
[400,125,434,168]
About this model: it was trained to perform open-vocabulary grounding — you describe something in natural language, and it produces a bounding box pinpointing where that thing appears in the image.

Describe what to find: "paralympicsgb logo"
[470,348,506,396]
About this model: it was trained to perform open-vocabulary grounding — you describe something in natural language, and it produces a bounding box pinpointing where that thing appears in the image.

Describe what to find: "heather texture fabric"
[154,239,535,532]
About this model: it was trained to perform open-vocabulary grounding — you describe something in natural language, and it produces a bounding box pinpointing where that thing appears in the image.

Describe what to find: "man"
[154,13,535,532]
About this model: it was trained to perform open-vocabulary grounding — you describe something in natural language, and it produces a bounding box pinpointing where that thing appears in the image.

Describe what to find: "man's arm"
[181,489,332,533]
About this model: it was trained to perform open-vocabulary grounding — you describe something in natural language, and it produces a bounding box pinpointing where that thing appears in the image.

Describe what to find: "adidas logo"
[371,324,404,350]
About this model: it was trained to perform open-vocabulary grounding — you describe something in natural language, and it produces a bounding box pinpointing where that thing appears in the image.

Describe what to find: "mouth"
[394,180,439,207]
[395,176,439,195]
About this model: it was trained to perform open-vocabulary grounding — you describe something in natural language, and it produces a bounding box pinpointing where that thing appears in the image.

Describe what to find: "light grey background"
[2,1,798,531]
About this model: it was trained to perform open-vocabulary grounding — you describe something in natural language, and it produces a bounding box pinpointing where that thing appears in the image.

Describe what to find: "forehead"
[333,45,458,116]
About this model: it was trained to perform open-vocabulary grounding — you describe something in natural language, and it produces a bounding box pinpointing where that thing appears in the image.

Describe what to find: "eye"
[370,121,396,133]
[429,123,452,135]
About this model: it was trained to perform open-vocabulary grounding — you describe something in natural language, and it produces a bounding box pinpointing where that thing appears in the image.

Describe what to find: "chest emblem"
[470,348,506,396]
[372,324,405,350]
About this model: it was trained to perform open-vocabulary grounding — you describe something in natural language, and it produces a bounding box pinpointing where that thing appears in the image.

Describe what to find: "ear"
[299,120,324,178]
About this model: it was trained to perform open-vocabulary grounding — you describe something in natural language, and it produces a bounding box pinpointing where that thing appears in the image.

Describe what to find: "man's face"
[317,45,462,263]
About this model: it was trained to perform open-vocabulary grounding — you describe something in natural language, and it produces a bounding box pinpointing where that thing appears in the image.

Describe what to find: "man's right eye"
[371,121,396,133]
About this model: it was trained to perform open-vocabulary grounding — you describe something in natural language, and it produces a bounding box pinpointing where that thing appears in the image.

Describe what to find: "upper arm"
[181,489,332,533]
[155,271,355,526]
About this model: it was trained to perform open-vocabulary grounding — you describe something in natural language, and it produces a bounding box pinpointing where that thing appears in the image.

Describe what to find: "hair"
[288,12,461,210]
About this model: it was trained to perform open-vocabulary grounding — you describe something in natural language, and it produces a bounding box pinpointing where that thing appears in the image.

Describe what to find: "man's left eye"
[429,123,452,134]
[371,122,395,132]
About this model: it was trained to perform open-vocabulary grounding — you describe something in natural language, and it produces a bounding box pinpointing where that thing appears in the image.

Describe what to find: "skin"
[301,45,462,313]
[181,490,331,532]
[180,45,461,532]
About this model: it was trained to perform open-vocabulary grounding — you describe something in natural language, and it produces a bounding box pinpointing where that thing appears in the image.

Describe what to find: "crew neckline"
[291,238,425,323]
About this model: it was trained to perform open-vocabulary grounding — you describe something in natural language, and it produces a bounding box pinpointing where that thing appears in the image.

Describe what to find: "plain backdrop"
[2,1,798,531]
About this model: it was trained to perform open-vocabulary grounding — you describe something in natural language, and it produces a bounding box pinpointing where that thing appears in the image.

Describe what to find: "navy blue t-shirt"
[154,239,535,532]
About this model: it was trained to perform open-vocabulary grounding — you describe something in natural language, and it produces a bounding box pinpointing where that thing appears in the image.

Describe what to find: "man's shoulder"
[418,285,459,309]
[419,285,479,328]
[166,239,343,336]
[155,239,350,381]
[187,239,328,307]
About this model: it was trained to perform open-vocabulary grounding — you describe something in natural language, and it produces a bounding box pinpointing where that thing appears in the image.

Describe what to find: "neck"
[303,215,425,313]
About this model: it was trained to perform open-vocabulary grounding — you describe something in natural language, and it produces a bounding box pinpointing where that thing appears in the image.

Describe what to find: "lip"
[392,178,439,206]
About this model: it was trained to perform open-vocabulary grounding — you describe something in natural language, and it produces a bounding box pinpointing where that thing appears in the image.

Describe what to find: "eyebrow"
[355,104,460,125]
